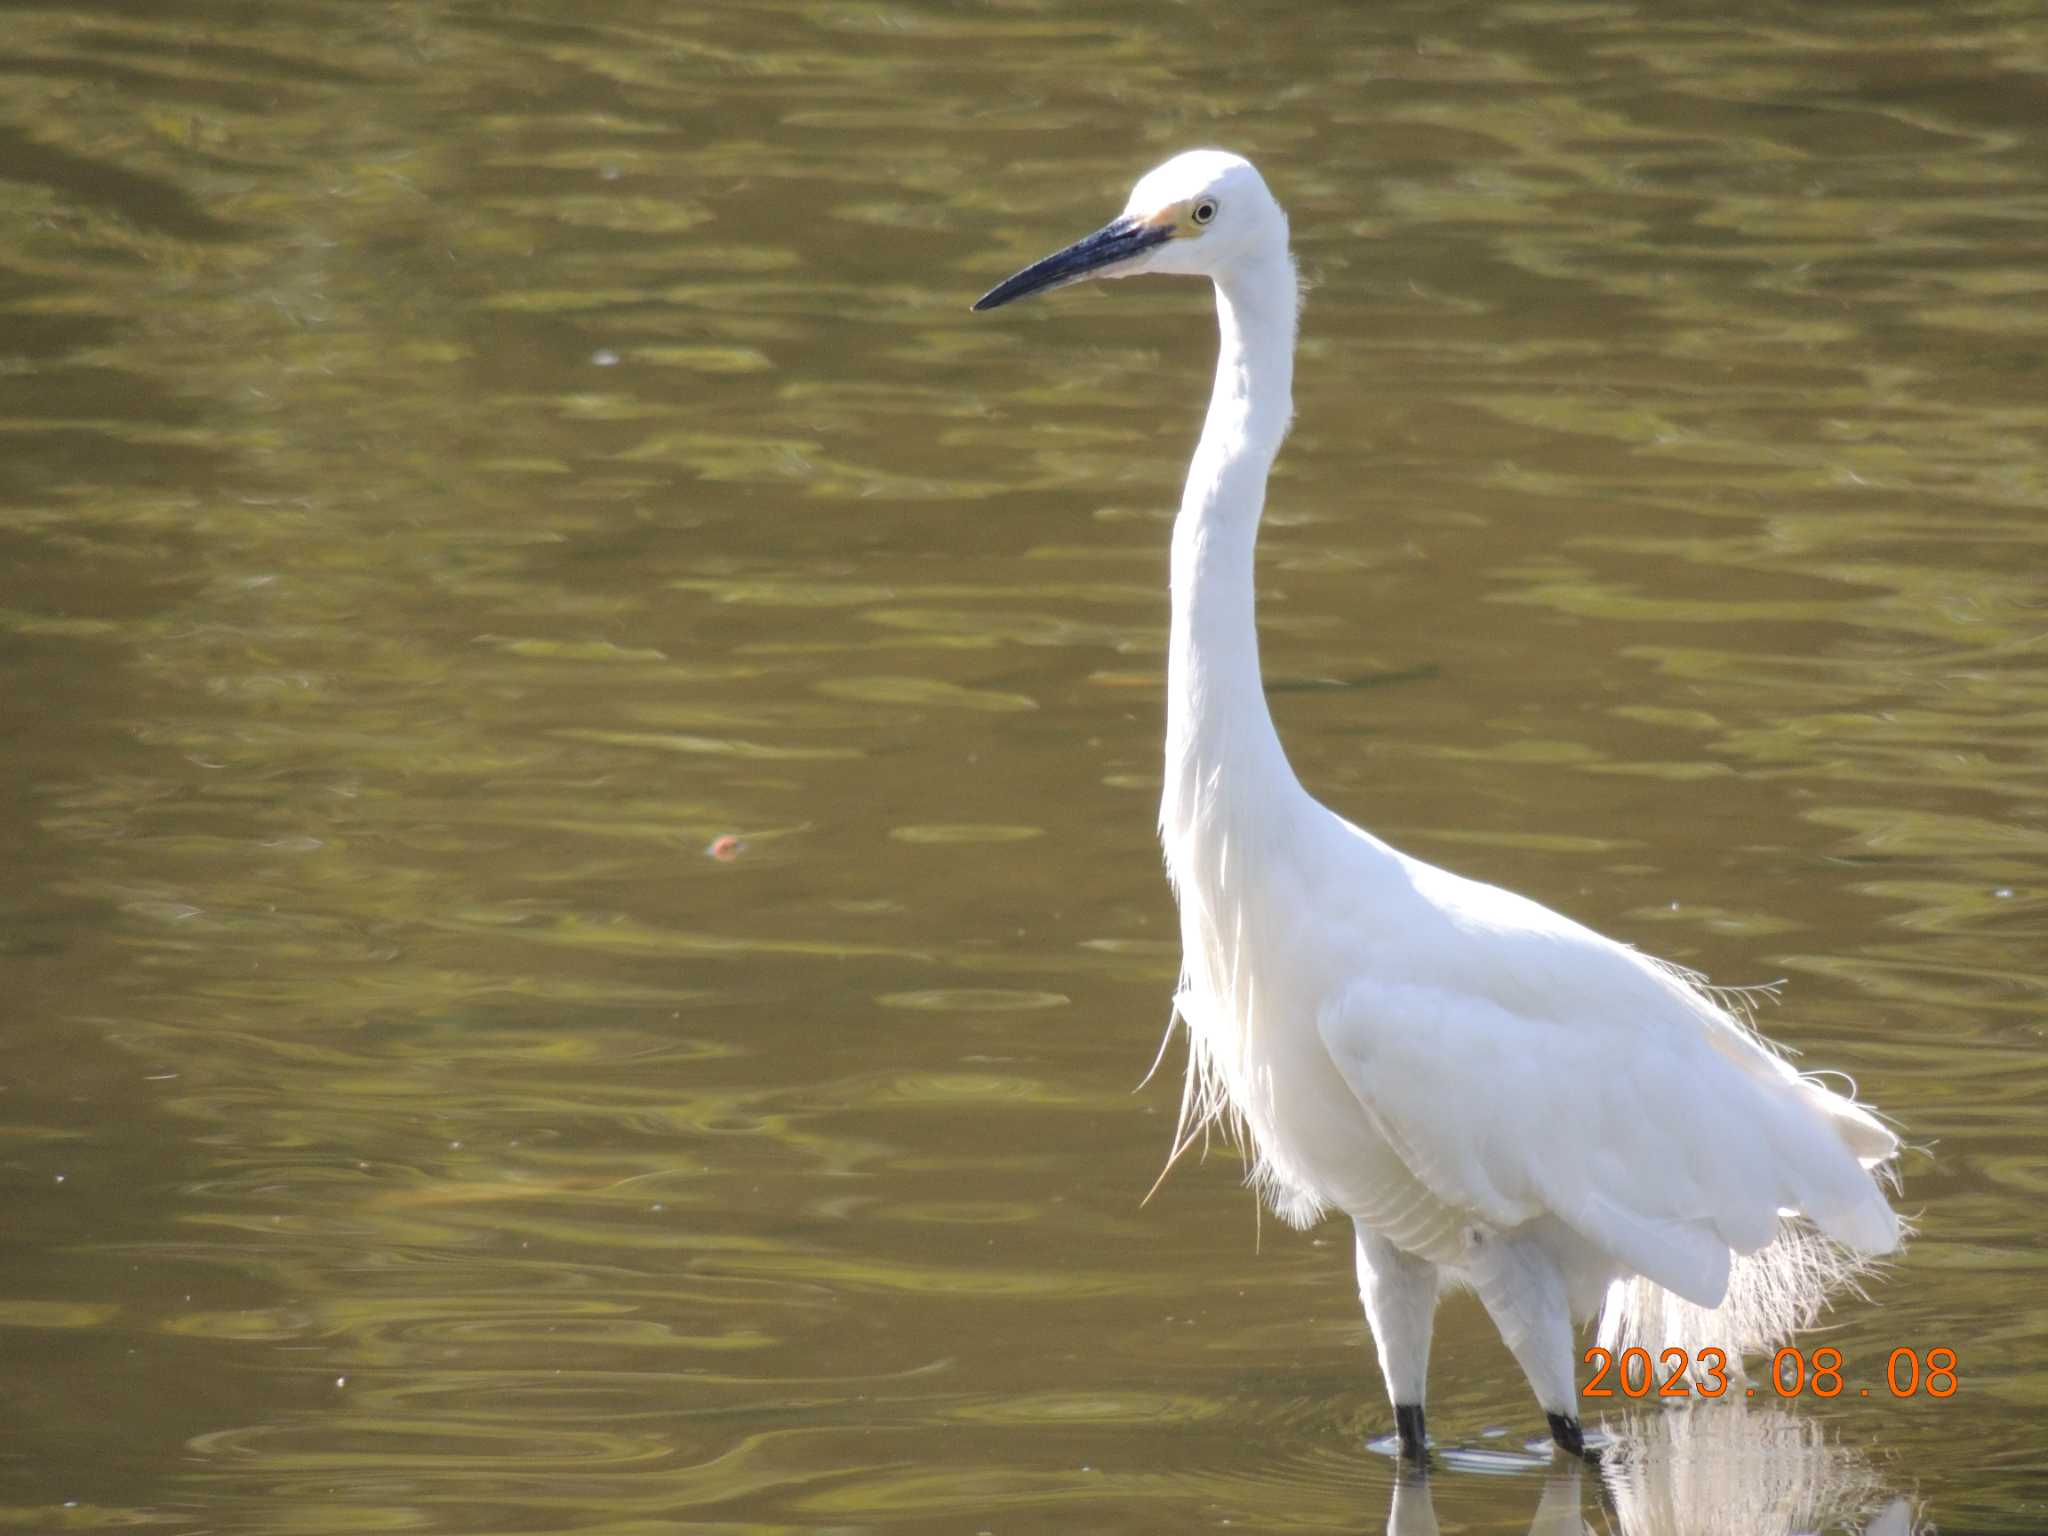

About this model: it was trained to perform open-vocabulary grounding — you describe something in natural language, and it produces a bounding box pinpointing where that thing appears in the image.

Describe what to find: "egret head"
[972,150,1286,312]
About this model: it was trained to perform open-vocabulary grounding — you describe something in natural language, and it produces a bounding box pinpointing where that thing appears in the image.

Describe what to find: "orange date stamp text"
[1582,1345,1958,1400]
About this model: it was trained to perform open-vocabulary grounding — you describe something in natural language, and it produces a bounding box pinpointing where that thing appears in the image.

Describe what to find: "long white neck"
[1160,248,1305,856]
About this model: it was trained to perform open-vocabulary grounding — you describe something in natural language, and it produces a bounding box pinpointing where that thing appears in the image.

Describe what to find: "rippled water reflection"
[3,1,2044,1530]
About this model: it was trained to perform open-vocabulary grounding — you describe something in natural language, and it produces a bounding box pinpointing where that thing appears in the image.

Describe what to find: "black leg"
[1546,1411,1596,1461]
[1395,1402,1428,1461]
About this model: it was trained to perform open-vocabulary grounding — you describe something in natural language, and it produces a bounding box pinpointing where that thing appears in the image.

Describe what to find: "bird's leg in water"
[1547,1411,1592,1459]
[1395,1403,1428,1461]
[1463,1230,1598,1460]
[1355,1222,1439,1460]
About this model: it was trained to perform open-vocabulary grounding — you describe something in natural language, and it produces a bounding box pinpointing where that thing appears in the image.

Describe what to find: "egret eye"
[1192,198,1218,225]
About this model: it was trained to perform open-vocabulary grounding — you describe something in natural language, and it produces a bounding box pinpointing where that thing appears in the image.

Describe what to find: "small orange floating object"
[706,834,746,861]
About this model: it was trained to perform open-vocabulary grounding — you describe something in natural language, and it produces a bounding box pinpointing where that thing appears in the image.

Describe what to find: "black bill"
[972,216,1173,311]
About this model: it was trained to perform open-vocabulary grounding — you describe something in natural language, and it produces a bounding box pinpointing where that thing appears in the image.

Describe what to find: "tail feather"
[1610,962,1907,1365]
[1597,1215,1896,1374]
[1802,1074,1902,1169]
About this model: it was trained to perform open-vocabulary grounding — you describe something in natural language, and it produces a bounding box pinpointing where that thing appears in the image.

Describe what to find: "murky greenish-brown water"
[3,1,2045,1531]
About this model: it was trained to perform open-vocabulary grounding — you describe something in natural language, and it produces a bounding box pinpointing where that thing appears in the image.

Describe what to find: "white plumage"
[975,149,1903,1457]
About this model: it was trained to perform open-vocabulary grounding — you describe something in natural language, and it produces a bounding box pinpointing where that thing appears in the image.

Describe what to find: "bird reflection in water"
[1381,1407,1918,1536]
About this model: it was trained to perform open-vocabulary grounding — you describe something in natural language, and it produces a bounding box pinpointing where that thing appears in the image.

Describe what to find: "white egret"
[973,150,1904,1460]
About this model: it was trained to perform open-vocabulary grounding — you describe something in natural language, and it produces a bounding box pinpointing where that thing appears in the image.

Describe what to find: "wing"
[1316,943,1899,1308]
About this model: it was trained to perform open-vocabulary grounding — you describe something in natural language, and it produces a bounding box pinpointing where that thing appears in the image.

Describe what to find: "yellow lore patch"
[1136,201,1208,236]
